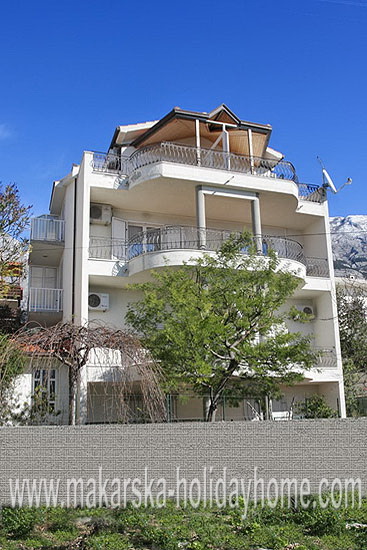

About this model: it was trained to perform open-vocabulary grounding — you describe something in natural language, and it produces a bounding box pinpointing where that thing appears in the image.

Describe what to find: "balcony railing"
[126,226,306,265]
[29,288,63,312]
[89,236,126,261]
[89,229,332,280]
[306,257,330,278]
[314,349,339,370]
[31,218,65,242]
[92,142,297,182]
[91,143,325,203]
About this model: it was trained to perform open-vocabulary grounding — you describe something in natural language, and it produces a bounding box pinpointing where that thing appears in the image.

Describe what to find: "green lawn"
[0,497,366,549]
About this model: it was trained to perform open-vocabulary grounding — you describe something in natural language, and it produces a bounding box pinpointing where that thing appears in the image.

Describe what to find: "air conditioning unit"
[296,304,315,318]
[90,203,112,225]
[88,293,109,311]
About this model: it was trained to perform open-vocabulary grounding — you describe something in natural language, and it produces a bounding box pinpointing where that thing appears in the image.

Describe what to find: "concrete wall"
[0,420,365,506]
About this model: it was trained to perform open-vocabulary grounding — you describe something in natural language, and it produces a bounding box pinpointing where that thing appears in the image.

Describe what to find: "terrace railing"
[126,226,306,265]
[31,218,65,242]
[91,143,325,202]
[306,257,330,277]
[89,236,126,261]
[29,288,63,312]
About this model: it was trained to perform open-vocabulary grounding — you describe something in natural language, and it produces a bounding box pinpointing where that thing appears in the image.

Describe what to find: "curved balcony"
[91,143,323,202]
[126,226,306,278]
[125,142,298,182]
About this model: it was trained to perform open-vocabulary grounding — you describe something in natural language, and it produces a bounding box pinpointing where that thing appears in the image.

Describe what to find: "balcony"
[31,217,65,243]
[91,143,324,203]
[29,288,63,312]
[89,237,126,260]
[305,257,329,278]
[127,226,305,263]
[89,226,307,270]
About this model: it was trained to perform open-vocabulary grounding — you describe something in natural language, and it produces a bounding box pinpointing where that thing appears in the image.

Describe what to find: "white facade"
[27,104,346,422]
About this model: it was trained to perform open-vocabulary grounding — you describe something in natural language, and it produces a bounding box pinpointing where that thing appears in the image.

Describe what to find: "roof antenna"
[317,157,352,194]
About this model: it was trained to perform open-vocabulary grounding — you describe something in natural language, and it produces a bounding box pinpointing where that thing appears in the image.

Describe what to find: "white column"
[196,186,206,249]
[248,128,254,174]
[195,119,201,166]
[251,197,262,254]
[222,125,230,170]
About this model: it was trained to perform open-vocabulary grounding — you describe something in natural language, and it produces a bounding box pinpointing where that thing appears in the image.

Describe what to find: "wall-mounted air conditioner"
[88,293,109,311]
[90,204,112,225]
[296,304,315,318]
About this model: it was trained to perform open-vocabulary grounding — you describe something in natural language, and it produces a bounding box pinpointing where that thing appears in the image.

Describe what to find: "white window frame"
[32,368,58,413]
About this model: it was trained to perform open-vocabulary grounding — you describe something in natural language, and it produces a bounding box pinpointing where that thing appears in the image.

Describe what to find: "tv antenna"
[317,157,352,194]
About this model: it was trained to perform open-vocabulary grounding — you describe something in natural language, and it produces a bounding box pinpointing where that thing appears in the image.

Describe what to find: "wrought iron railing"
[297,183,326,203]
[91,152,126,174]
[306,257,329,277]
[29,288,63,312]
[126,142,299,181]
[314,349,339,370]
[31,217,65,242]
[126,226,306,265]
[89,237,126,260]
[91,143,325,202]
[92,143,297,181]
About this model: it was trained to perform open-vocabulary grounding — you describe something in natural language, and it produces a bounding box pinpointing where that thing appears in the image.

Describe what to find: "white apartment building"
[26,104,346,423]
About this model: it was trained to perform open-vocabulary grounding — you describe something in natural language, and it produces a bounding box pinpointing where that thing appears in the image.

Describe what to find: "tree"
[0,183,31,331]
[0,182,30,279]
[0,334,27,424]
[336,282,367,415]
[15,322,166,425]
[126,233,317,421]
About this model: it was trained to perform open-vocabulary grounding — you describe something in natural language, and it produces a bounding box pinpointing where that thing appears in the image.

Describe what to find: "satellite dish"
[317,157,352,194]
[322,167,337,193]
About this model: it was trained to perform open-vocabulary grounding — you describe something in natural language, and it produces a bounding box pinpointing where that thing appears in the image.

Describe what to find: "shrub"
[1,507,37,537]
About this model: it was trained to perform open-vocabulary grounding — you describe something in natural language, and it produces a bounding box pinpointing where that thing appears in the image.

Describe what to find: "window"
[33,369,57,413]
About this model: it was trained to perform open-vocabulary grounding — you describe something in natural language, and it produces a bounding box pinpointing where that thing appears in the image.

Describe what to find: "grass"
[0,497,366,549]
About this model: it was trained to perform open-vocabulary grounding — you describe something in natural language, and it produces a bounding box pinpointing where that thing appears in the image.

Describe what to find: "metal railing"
[91,143,326,203]
[29,288,63,312]
[297,183,326,203]
[92,142,298,181]
[306,257,329,277]
[127,226,306,265]
[91,152,125,174]
[127,142,299,181]
[314,349,339,370]
[31,218,65,242]
[89,236,126,260]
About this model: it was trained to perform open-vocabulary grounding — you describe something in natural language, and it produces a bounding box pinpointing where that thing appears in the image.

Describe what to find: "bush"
[296,394,338,418]
[1,507,38,537]
[293,498,345,536]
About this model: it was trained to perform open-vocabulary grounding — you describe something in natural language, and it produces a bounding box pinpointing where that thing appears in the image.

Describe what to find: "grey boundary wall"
[0,419,366,506]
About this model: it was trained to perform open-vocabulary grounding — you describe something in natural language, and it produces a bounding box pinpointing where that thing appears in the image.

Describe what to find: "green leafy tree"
[126,233,317,421]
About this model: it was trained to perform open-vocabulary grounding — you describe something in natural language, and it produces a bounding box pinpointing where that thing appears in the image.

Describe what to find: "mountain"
[330,215,367,279]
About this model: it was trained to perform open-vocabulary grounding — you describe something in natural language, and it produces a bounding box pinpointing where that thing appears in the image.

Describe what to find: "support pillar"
[195,119,201,166]
[251,197,262,254]
[222,125,230,170]
[196,186,206,249]
[248,128,254,174]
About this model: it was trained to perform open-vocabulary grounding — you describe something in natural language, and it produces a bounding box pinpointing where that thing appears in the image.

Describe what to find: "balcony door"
[111,217,126,260]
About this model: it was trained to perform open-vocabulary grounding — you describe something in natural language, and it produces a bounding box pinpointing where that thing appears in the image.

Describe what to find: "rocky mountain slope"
[330,215,367,279]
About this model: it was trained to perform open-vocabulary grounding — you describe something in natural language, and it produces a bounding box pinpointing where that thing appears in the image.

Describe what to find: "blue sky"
[0,0,366,217]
